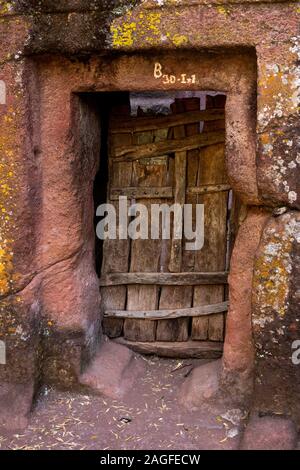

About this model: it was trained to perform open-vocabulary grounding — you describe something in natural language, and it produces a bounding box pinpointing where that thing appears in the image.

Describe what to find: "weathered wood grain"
[101,106,132,338]
[114,131,225,162]
[99,271,228,286]
[105,301,229,320]
[114,338,223,359]
[156,99,195,342]
[109,184,231,200]
[192,95,228,342]
[187,184,230,195]
[110,186,173,200]
[103,95,230,346]
[111,109,225,134]
[124,129,167,342]
[168,147,186,271]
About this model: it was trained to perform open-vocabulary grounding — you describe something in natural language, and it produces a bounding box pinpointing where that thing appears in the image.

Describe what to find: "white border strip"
[0,80,6,105]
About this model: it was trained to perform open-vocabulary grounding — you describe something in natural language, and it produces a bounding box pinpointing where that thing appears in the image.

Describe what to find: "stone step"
[0,382,34,432]
[178,359,222,409]
[79,338,145,400]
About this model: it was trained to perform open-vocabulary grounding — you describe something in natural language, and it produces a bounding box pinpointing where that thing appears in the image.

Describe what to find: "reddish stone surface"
[252,211,300,420]
[0,382,34,432]
[0,357,241,450]
[240,415,297,450]
[178,359,221,410]
[221,208,270,401]
[80,339,145,400]
[0,256,41,430]
[35,75,102,387]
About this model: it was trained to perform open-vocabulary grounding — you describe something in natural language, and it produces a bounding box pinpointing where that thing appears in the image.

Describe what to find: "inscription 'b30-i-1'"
[153,62,197,85]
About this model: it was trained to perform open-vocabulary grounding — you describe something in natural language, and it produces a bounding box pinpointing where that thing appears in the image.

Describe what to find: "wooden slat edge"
[110,186,174,200]
[109,184,231,200]
[104,301,229,320]
[187,184,231,195]
[111,109,225,134]
[114,131,225,161]
[100,271,229,286]
[113,338,223,359]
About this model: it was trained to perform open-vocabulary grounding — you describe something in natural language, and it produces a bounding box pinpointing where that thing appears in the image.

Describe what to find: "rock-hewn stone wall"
[0,0,299,429]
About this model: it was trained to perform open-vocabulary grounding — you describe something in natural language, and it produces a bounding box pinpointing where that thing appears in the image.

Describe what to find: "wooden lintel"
[113,338,223,359]
[113,131,225,162]
[110,109,225,134]
[104,301,229,320]
[99,271,229,287]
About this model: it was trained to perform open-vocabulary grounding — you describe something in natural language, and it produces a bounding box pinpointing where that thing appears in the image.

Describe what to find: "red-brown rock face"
[0,0,299,430]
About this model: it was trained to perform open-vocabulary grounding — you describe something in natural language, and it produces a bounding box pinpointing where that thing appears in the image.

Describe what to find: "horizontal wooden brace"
[110,186,173,200]
[114,338,223,359]
[109,184,231,200]
[110,109,225,134]
[104,301,229,320]
[186,184,231,195]
[113,131,225,162]
[99,271,228,286]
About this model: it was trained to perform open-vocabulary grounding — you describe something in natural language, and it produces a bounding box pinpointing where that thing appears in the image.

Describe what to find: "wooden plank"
[191,157,228,340]
[156,98,198,342]
[206,95,226,132]
[114,338,223,359]
[114,131,225,162]
[101,102,132,338]
[111,109,225,134]
[206,96,228,342]
[187,184,231,195]
[192,95,228,342]
[183,98,202,282]
[110,184,230,200]
[169,156,186,271]
[99,271,228,286]
[110,186,173,200]
[105,301,229,320]
[124,129,166,342]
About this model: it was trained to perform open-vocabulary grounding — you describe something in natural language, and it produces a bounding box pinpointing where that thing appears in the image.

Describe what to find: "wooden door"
[99,95,240,358]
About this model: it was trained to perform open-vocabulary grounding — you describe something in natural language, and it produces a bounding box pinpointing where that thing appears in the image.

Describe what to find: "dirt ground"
[0,357,244,450]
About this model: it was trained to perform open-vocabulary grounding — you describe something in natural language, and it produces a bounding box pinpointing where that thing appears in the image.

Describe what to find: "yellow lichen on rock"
[110,9,191,49]
[253,215,299,321]
[0,2,12,15]
[0,100,17,297]
[258,36,300,131]
[111,20,137,48]
[111,10,165,48]
[171,34,188,47]
[217,6,230,16]
[253,241,290,319]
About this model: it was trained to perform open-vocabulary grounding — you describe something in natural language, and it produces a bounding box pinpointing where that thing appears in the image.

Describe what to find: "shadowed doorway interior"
[93,91,242,359]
